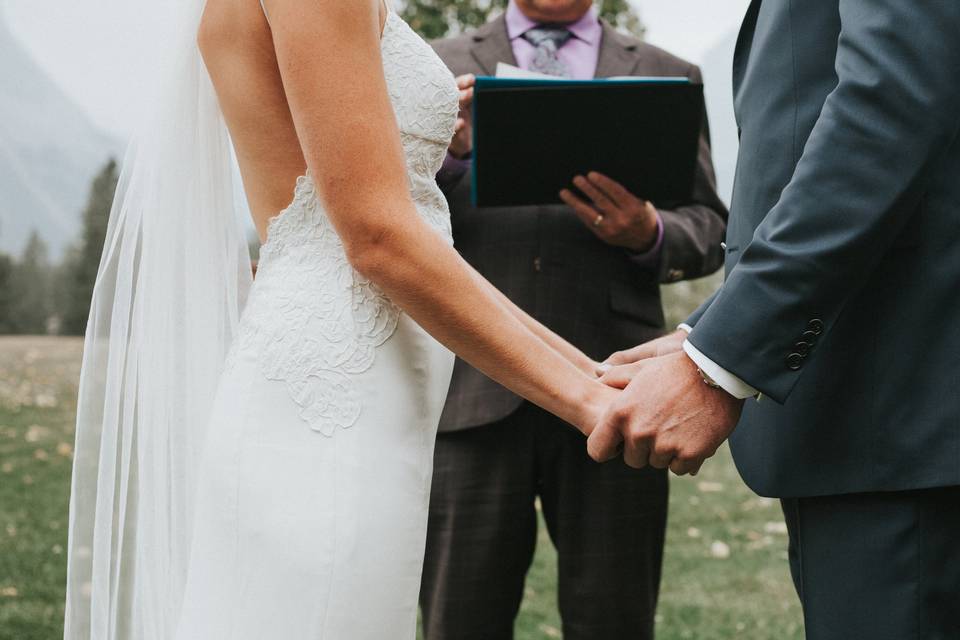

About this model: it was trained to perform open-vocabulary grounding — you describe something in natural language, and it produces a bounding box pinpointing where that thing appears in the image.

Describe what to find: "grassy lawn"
[0,337,82,639]
[0,335,803,640]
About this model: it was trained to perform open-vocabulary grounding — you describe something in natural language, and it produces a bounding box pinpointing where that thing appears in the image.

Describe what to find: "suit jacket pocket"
[609,281,665,328]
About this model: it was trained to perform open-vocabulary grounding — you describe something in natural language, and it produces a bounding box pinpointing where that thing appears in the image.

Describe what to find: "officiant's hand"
[586,351,743,476]
[448,74,475,159]
[560,172,660,252]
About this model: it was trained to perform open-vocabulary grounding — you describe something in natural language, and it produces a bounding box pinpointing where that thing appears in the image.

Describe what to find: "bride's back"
[197,0,383,240]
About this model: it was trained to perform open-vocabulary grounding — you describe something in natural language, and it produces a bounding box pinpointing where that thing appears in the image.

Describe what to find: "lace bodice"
[226,12,458,436]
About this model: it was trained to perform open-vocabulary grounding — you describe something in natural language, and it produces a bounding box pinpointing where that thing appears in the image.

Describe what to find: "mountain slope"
[0,12,117,258]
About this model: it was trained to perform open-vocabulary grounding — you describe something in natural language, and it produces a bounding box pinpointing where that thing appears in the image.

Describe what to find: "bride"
[63,0,618,638]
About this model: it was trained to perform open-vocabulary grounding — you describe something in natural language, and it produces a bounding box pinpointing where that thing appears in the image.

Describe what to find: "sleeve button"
[807,319,824,335]
[794,342,810,356]
[786,353,804,370]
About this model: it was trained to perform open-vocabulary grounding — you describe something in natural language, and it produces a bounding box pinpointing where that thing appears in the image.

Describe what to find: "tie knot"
[522,26,573,51]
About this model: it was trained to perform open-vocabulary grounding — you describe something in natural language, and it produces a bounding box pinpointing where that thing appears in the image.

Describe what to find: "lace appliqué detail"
[225,12,458,436]
[228,177,401,436]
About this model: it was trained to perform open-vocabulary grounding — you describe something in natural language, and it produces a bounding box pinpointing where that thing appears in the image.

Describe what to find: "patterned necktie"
[522,26,574,78]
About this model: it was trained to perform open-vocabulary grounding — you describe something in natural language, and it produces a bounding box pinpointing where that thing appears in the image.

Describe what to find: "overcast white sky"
[3,0,751,138]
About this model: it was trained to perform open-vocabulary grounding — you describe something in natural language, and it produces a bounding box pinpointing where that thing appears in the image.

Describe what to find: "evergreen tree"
[8,231,54,334]
[0,253,14,334]
[594,0,644,37]
[401,0,644,41]
[60,159,119,335]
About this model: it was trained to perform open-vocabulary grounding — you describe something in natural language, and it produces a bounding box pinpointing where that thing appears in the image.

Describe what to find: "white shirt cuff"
[677,328,759,400]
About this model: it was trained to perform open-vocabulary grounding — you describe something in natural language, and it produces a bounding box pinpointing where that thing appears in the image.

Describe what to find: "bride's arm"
[265,0,614,433]
[472,270,599,376]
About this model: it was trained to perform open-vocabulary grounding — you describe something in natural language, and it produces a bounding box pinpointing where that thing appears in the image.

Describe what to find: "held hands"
[589,334,744,476]
[560,172,660,252]
[596,329,688,387]
[448,74,475,159]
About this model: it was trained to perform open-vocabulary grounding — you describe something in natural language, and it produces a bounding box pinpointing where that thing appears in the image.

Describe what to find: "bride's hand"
[576,356,606,379]
[595,329,688,389]
[586,359,606,378]
[574,378,622,438]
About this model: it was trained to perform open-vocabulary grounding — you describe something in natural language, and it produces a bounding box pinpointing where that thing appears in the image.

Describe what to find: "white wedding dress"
[173,10,459,639]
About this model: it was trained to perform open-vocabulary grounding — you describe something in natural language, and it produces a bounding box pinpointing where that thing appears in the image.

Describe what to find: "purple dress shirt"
[506,0,602,80]
[437,0,665,264]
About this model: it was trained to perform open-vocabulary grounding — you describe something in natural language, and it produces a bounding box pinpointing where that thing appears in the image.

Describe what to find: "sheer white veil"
[63,1,252,637]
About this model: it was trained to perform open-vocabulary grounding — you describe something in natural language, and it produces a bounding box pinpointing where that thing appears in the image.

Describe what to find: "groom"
[591,2,960,638]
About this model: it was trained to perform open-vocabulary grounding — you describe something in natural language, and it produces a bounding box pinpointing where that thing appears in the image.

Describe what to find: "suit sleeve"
[687,1,960,403]
[654,64,729,284]
[684,287,719,328]
[436,153,471,192]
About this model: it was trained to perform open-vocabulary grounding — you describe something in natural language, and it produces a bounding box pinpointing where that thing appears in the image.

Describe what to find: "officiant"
[420,1,728,638]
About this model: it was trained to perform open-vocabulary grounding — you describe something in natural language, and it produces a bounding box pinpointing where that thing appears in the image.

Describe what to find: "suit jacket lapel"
[470,15,517,75]
[732,0,762,96]
[594,21,641,78]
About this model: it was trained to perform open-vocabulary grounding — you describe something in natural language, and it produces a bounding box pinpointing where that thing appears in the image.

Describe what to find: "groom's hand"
[587,351,743,475]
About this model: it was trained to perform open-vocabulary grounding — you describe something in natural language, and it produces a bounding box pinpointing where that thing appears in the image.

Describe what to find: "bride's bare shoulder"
[198,0,386,58]
[197,0,271,58]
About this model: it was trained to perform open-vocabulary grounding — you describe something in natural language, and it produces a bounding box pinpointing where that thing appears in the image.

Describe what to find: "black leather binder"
[471,77,704,208]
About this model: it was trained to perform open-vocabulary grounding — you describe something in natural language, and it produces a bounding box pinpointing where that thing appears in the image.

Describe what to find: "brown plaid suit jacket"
[433,16,728,432]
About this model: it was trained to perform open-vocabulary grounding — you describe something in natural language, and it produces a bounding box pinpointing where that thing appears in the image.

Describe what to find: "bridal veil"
[63,1,252,637]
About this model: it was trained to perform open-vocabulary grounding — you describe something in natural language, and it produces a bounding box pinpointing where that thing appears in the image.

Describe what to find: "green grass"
[0,337,81,640]
[0,335,803,640]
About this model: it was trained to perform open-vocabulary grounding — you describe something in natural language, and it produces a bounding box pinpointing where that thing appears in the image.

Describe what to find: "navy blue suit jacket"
[688,0,960,497]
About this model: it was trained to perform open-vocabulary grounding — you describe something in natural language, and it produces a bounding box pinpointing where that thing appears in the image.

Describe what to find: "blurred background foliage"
[0,160,116,337]
[401,0,646,40]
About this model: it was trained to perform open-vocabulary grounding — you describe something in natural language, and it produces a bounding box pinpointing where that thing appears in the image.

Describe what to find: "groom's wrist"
[681,339,760,400]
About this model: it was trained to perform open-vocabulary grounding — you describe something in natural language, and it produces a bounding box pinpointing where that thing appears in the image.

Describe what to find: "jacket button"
[533,257,542,272]
[667,268,685,282]
[807,318,824,335]
[786,353,803,370]
[794,342,810,357]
